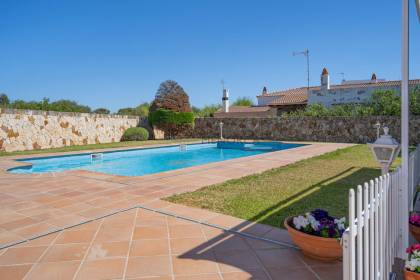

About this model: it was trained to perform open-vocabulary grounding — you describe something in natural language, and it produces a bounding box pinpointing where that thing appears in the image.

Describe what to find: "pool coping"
[0,140,317,178]
[0,140,355,251]
[0,140,204,174]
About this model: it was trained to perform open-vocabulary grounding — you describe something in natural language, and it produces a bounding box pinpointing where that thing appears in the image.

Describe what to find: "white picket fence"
[342,145,420,280]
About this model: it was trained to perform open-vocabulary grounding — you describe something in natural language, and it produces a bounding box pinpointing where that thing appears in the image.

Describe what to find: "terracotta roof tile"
[215,106,271,113]
[268,88,308,106]
[258,79,420,106]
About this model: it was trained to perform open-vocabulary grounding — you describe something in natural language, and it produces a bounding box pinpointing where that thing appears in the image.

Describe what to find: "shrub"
[370,90,400,116]
[192,104,221,117]
[121,127,149,141]
[232,97,254,106]
[410,87,420,115]
[117,102,149,117]
[149,109,194,126]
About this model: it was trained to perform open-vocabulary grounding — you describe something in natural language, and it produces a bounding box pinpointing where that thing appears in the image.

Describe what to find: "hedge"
[149,109,194,126]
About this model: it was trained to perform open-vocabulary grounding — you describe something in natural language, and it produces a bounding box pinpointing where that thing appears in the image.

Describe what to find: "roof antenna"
[339,72,345,83]
[293,49,310,93]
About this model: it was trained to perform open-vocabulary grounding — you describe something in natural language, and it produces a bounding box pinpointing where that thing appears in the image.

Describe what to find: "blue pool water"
[9,142,304,177]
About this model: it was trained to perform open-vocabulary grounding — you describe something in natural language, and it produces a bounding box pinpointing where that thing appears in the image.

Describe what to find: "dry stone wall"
[194,116,420,145]
[0,109,141,152]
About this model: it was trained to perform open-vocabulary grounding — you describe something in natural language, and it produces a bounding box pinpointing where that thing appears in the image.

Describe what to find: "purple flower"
[311,209,329,220]
[291,209,346,239]
[328,226,337,238]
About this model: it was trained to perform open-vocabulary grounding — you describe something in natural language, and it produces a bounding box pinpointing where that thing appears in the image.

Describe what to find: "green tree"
[117,102,149,117]
[232,97,254,106]
[0,93,9,107]
[410,87,420,115]
[93,108,111,114]
[193,104,221,117]
[135,102,150,117]
[370,90,400,116]
[48,99,91,113]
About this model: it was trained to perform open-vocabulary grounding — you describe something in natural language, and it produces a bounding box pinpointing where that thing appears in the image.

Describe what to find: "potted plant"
[284,209,346,261]
[410,213,420,242]
[405,244,420,279]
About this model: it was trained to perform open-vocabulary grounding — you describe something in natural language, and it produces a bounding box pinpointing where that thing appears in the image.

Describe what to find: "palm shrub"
[121,127,149,141]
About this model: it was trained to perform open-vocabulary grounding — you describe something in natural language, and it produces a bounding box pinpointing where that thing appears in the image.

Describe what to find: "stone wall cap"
[0,108,142,119]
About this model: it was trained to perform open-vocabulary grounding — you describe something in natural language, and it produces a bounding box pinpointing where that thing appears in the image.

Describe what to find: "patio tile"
[170,237,207,254]
[130,239,169,256]
[175,274,222,280]
[40,243,89,262]
[13,222,58,239]
[245,238,286,250]
[169,224,205,239]
[0,217,38,231]
[55,229,96,244]
[26,260,80,280]
[0,245,47,265]
[75,258,126,280]
[172,254,219,276]
[87,241,130,260]
[130,277,172,280]
[254,248,303,269]
[222,270,270,280]
[214,249,262,272]
[45,214,86,228]
[132,226,168,240]
[0,264,31,280]
[15,232,59,247]
[310,263,342,280]
[266,266,318,280]
[94,224,132,243]
[126,256,171,278]
[0,231,24,245]
[210,235,251,253]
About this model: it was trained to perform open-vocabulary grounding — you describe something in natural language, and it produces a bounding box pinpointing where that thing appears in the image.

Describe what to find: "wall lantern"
[368,126,401,174]
[219,122,224,140]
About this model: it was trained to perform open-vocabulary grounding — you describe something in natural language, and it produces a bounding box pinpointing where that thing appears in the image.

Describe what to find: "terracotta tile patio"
[0,141,351,279]
[0,209,342,280]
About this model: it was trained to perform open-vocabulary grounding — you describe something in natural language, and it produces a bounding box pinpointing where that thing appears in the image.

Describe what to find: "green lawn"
[166,145,400,228]
[0,139,199,157]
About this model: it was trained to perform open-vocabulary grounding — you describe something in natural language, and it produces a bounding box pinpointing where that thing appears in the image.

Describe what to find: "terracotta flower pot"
[405,269,420,280]
[410,223,420,243]
[284,216,342,262]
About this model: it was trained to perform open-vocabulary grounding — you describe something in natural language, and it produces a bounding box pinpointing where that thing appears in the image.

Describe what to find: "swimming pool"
[9,142,304,176]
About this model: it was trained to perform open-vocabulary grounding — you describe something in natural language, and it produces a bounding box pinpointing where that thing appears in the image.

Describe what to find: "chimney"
[371,73,377,83]
[321,68,330,90]
[262,86,268,95]
[222,88,229,113]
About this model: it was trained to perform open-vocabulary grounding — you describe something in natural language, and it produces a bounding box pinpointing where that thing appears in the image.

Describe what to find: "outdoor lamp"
[368,126,401,175]
[219,122,224,140]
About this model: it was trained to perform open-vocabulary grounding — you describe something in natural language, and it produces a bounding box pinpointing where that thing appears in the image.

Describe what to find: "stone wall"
[194,116,420,145]
[0,109,141,152]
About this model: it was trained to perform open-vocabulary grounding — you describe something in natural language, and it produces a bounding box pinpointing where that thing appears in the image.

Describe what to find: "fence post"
[398,166,409,259]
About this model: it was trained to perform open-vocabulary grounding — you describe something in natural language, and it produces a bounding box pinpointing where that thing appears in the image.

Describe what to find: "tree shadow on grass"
[249,166,381,227]
[175,167,380,279]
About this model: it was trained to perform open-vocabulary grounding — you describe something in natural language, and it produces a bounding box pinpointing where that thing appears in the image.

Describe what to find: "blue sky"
[1,0,419,112]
